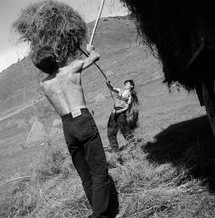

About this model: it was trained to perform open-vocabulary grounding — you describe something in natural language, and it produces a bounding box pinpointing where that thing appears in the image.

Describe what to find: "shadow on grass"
[143,115,215,191]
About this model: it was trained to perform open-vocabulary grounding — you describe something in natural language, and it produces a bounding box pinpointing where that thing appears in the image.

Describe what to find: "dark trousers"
[62,109,110,218]
[107,112,134,150]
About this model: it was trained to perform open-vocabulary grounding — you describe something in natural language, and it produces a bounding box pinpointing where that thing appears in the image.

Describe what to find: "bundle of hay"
[126,90,139,130]
[12,0,87,67]
[120,0,199,90]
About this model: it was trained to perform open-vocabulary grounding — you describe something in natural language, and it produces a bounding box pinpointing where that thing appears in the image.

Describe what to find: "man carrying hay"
[36,44,110,218]
[12,1,111,217]
[106,80,139,152]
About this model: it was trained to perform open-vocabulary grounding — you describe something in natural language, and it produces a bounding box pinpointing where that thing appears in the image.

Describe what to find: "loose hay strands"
[12,0,87,67]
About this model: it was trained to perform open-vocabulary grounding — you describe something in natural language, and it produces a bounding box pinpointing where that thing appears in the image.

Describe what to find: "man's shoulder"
[40,75,55,89]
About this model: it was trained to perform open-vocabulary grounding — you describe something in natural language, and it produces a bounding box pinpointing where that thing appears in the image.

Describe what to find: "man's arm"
[106,81,120,93]
[82,44,100,70]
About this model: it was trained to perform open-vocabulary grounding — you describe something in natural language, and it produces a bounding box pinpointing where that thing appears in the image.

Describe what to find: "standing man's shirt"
[114,89,132,111]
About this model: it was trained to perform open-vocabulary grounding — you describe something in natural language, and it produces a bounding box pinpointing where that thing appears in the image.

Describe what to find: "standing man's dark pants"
[62,108,110,218]
[107,112,134,151]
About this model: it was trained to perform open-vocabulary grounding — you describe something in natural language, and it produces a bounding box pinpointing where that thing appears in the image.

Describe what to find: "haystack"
[52,119,62,127]
[120,0,199,90]
[26,121,48,146]
[12,0,87,67]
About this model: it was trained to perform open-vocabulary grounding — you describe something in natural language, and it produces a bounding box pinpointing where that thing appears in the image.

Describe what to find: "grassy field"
[0,16,215,217]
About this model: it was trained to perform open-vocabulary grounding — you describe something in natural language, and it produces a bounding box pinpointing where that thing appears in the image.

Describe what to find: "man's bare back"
[40,46,99,117]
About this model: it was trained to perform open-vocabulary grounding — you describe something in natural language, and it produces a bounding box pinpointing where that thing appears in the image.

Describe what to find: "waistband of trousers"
[61,108,89,122]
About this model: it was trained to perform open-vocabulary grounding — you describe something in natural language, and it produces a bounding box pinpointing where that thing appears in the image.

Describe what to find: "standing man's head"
[32,46,59,74]
[124,79,134,90]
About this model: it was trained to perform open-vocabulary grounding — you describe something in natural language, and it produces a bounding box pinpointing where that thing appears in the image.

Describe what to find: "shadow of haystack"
[143,115,215,190]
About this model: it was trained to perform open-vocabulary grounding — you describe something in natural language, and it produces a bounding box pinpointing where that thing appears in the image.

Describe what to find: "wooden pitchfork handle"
[79,48,107,80]
[79,47,115,107]
[89,0,106,45]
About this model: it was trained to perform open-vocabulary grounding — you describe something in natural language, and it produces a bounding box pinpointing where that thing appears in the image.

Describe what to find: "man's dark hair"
[124,79,135,90]
[32,46,59,74]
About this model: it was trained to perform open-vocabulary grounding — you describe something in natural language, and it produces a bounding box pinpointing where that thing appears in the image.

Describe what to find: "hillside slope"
[0,16,159,176]
[0,15,210,187]
[1,15,215,218]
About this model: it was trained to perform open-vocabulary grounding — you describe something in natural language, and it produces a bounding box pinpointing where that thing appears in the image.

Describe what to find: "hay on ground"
[12,0,87,67]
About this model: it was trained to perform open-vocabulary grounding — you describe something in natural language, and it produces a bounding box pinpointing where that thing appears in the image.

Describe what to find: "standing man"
[32,44,110,218]
[106,80,138,152]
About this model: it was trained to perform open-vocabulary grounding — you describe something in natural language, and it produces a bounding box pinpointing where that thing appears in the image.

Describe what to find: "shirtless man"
[32,44,110,218]
[106,80,135,151]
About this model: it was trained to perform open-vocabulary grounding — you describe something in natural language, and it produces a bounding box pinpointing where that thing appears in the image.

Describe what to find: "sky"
[0,0,128,73]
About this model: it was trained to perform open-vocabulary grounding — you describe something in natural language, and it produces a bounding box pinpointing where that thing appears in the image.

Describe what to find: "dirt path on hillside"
[0,97,46,122]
